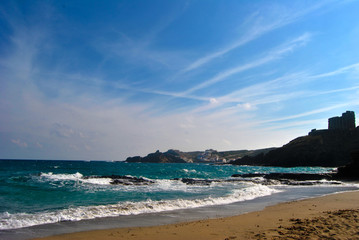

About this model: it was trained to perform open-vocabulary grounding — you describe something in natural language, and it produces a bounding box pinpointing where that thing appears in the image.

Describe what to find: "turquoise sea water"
[0,160,358,235]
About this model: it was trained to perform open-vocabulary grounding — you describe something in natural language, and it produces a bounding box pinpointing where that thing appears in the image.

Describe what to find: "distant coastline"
[125,148,274,164]
[126,111,359,168]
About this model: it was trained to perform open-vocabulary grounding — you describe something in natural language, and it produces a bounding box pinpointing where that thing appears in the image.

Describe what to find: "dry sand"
[33,190,359,240]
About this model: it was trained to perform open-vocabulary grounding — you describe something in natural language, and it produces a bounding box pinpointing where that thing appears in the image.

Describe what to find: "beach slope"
[33,191,359,240]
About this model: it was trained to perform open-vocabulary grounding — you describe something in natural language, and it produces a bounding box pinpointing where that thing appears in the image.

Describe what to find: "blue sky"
[1,0,359,160]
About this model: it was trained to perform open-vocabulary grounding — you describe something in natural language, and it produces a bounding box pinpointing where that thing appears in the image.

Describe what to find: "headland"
[125,111,359,169]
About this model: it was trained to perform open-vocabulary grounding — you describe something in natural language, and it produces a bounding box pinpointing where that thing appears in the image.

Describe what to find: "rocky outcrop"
[232,149,359,181]
[231,173,335,181]
[231,129,359,167]
[172,178,213,185]
[336,150,359,180]
[125,150,188,163]
[85,175,154,185]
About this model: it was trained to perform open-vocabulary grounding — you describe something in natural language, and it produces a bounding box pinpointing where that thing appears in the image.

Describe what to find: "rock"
[336,150,359,180]
[85,175,155,185]
[231,173,265,178]
[266,173,334,181]
[232,173,334,181]
[173,178,213,185]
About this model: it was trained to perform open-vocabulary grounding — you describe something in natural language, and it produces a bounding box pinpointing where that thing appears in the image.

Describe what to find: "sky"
[1,0,359,161]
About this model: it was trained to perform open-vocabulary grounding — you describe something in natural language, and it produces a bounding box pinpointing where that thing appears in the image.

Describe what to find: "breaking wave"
[40,172,114,185]
[0,184,279,230]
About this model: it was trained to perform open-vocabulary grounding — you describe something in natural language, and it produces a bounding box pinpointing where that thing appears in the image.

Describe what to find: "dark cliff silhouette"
[125,150,188,163]
[231,128,359,167]
[232,149,359,181]
[232,111,358,167]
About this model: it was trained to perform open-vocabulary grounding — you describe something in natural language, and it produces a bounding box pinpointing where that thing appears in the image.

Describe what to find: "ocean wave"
[39,172,113,185]
[37,172,203,193]
[37,172,225,189]
[0,184,279,230]
[37,171,350,190]
[40,172,84,181]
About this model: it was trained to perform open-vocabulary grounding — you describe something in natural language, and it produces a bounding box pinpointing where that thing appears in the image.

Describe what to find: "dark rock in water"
[232,173,334,181]
[266,173,334,181]
[231,173,343,186]
[231,173,265,178]
[173,178,213,185]
[85,175,154,185]
[336,150,359,180]
[230,129,359,167]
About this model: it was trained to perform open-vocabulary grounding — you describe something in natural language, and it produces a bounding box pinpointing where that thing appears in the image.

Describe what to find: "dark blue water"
[0,160,357,233]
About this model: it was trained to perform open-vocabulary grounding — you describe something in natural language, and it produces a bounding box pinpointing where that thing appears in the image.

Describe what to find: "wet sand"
[33,190,359,240]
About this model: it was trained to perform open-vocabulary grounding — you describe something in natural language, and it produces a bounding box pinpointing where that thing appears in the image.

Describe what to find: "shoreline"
[32,190,359,240]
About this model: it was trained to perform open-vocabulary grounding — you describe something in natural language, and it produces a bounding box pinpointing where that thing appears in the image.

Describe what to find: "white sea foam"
[39,172,112,185]
[81,178,112,185]
[0,184,279,230]
[183,169,197,173]
[38,172,198,191]
[153,179,188,191]
[40,172,83,181]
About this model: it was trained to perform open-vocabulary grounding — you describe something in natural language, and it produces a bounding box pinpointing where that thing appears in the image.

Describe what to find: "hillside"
[125,148,274,164]
[231,129,359,167]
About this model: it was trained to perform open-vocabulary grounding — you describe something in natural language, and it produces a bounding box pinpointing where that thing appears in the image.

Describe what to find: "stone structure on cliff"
[328,111,356,130]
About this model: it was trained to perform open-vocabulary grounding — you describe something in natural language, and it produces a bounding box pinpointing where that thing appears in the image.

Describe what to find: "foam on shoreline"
[30,190,359,240]
[0,184,278,230]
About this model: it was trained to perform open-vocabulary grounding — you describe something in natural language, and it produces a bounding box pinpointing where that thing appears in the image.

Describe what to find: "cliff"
[231,129,359,167]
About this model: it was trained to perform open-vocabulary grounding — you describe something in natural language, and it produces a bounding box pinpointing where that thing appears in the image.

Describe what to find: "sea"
[0,160,358,240]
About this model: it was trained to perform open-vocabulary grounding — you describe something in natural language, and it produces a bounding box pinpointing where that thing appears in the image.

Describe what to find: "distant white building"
[197,149,226,163]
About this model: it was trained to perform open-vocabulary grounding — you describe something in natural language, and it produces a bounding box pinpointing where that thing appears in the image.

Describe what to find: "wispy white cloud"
[50,123,87,139]
[101,35,187,71]
[310,62,359,79]
[36,142,43,148]
[219,72,308,103]
[200,60,359,112]
[257,100,359,132]
[260,103,350,124]
[187,71,308,115]
[262,118,328,132]
[11,139,28,148]
[305,85,359,98]
[187,61,359,131]
[181,1,335,73]
[182,33,311,95]
[95,4,189,72]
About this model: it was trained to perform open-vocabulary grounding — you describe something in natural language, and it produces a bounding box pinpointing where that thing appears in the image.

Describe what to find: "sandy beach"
[32,190,359,240]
